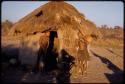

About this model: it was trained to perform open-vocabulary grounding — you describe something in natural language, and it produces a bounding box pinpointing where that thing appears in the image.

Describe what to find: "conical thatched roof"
[9,1,100,37]
[2,20,13,36]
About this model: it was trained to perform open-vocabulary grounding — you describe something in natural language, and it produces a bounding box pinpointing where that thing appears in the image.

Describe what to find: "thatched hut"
[8,1,100,75]
[2,20,13,36]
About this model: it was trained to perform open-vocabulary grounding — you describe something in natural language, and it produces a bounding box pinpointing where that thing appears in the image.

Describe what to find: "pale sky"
[1,1,124,28]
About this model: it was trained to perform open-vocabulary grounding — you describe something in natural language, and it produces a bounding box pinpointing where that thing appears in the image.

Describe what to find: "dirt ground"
[1,44,123,83]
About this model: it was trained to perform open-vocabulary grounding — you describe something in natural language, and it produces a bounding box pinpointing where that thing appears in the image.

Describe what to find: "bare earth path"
[1,45,123,83]
[71,46,123,83]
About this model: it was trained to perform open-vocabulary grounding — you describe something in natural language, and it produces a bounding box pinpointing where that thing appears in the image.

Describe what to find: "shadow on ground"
[1,44,75,83]
[91,50,123,83]
[2,44,19,62]
[105,48,122,58]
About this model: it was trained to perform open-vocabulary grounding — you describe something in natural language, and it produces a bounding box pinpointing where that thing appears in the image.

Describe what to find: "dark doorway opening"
[45,31,58,71]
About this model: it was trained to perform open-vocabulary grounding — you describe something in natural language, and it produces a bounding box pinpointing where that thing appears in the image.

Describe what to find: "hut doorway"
[45,31,58,71]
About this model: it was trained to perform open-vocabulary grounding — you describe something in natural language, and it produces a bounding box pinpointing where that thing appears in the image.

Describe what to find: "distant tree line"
[97,25,123,40]
[99,25,123,29]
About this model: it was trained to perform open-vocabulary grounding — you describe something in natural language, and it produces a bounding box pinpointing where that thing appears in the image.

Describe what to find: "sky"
[1,1,124,28]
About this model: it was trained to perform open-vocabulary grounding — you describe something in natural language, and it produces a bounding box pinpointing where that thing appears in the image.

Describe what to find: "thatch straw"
[2,20,13,36]
[8,1,100,37]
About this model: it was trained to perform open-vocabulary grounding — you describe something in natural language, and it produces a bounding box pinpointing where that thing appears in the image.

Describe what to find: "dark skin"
[36,34,49,72]
[74,32,90,75]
